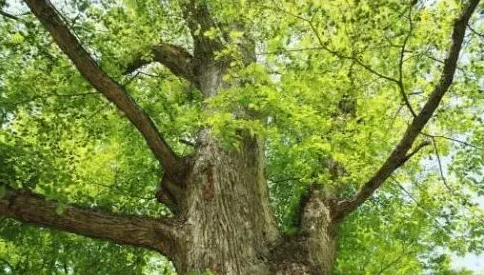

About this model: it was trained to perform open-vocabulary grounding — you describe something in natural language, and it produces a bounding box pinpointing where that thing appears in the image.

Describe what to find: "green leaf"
[0,185,6,199]
[55,203,65,215]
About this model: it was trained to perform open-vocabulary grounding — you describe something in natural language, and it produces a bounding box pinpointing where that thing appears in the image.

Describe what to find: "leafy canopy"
[1,0,484,274]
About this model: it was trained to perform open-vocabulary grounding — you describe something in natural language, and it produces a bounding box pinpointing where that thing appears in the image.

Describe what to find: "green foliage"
[1,0,484,274]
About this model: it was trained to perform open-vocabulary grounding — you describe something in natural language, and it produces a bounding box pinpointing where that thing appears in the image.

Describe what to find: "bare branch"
[125,43,200,88]
[398,5,417,118]
[24,0,183,178]
[0,10,20,21]
[0,187,180,257]
[431,138,452,191]
[332,0,481,221]
[467,23,484,38]
[422,132,484,150]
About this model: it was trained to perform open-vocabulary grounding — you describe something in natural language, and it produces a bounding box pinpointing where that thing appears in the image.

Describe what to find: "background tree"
[1,0,484,274]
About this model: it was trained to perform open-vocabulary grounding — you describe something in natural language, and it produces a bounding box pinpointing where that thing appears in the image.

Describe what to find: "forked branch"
[333,0,481,221]
[24,0,183,178]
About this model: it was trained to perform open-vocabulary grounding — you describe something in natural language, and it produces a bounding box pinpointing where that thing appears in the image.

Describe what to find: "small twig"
[431,138,452,191]
[386,103,405,132]
[121,71,140,88]
[376,254,405,275]
[256,46,325,56]
[422,133,483,151]
[376,240,416,275]
[407,91,424,96]
[86,102,109,120]
[467,24,484,39]
[269,177,301,184]
[0,10,21,21]
[406,50,470,79]
[392,177,448,230]
[138,71,169,78]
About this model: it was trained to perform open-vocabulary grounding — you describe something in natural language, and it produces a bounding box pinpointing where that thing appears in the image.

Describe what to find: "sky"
[453,253,484,273]
[2,0,484,273]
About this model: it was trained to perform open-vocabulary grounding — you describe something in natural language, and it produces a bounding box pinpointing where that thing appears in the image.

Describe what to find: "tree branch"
[332,0,480,221]
[125,43,200,89]
[0,10,20,21]
[0,187,180,257]
[268,3,399,83]
[467,23,484,38]
[398,5,417,118]
[392,177,448,230]
[24,0,183,178]
[431,138,452,191]
[422,132,484,150]
[181,0,224,59]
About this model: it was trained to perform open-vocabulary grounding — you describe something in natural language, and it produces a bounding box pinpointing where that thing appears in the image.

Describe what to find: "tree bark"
[269,189,338,275]
[164,131,338,275]
[0,188,181,257]
[6,0,479,274]
[172,131,277,274]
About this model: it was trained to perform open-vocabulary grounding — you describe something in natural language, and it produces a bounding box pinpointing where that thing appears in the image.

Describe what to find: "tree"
[1,0,483,274]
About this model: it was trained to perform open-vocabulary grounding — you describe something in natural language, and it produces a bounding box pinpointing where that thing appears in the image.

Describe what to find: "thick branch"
[24,0,183,178]
[333,0,481,220]
[0,187,179,257]
[125,43,200,88]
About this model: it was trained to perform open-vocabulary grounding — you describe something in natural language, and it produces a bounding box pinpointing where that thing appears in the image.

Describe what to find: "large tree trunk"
[154,54,340,273]
[175,131,278,274]
[7,1,479,275]
[166,130,338,275]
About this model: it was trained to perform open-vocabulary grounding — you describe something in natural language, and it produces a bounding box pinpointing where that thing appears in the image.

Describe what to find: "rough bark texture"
[270,189,337,275]
[0,188,180,257]
[4,1,479,275]
[164,131,337,275]
[173,132,278,274]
